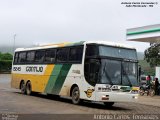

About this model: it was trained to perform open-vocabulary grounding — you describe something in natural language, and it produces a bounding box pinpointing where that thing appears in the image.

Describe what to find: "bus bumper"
[95,92,139,102]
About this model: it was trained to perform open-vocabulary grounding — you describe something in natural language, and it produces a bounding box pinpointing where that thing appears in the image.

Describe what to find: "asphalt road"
[0,74,160,115]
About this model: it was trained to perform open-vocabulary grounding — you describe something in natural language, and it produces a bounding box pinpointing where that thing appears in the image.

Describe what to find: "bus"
[11,41,139,107]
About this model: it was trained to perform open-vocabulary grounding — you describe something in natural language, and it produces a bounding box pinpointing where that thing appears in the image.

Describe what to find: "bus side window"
[35,50,45,63]
[18,52,26,63]
[56,48,69,63]
[69,47,83,63]
[14,52,19,64]
[45,49,56,63]
[26,51,35,63]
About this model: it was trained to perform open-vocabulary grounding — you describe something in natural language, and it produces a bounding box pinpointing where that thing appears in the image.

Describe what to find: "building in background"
[127,24,160,81]
[127,24,160,43]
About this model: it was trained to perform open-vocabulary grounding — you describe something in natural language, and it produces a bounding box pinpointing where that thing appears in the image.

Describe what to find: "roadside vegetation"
[139,43,160,76]
[0,52,13,73]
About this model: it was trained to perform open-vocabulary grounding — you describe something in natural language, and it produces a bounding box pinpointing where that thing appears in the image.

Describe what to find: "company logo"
[84,89,94,98]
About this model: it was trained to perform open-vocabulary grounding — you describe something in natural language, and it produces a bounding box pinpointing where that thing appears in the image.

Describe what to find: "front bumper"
[95,92,138,102]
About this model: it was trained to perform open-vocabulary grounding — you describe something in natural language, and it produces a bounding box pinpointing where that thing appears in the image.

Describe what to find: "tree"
[144,43,160,67]
[0,52,13,72]
[0,52,2,60]
[0,53,13,60]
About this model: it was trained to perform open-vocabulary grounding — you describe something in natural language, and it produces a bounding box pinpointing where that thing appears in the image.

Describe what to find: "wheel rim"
[73,90,79,101]
[72,88,80,103]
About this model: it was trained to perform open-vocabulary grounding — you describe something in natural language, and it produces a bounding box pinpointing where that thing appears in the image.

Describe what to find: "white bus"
[11,41,139,107]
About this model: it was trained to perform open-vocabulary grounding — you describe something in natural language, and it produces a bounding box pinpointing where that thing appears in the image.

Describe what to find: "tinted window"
[45,49,56,63]
[14,52,19,63]
[26,51,35,63]
[18,52,26,63]
[86,45,98,57]
[99,59,121,85]
[122,62,138,86]
[69,47,83,62]
[84,59,100,86]
[56,48,69,62]
[35,50,45,63]
[99,46,137,60]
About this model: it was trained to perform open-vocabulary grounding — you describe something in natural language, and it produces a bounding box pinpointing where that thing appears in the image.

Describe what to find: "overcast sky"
[0,0,160,52]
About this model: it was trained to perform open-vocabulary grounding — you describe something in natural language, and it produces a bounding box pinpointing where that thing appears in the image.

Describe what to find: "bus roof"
[85,41,135,49]
[15,41,135,52]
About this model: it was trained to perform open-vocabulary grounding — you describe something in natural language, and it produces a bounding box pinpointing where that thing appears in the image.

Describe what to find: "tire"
[26,81,32,95]
[104,102,114,107]
[20,81,26,94]
[71,86,81,104]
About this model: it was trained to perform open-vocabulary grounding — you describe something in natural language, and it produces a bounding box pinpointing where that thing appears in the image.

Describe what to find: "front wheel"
[104,102,114,107]
[71,87,81,104]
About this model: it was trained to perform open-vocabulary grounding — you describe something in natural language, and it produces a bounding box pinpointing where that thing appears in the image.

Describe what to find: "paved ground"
[0,74,160,115]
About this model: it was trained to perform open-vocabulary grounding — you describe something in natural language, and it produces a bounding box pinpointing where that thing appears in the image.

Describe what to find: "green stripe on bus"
[51,64,72,94]
[44,65,63,94]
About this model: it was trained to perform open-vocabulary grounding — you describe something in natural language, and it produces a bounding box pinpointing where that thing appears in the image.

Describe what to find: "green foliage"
[0,52,13,73]
[144,43,160,67]
[0,60,12,72]
[0,52,13,60]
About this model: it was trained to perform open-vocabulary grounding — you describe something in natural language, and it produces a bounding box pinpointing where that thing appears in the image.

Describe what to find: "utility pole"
[13,34,16,53]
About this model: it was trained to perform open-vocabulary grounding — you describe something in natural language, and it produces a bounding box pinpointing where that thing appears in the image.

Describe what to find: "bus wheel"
[20,81,26,94]
[26,81,32,95]
[71,86,81,104]
[104,102,114,107]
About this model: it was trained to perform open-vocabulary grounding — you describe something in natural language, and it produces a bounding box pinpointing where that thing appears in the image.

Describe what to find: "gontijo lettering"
[26,66,43,72]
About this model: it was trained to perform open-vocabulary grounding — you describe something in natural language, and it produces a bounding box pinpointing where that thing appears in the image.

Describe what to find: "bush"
[0,60,12,73]
[0,52,13,60]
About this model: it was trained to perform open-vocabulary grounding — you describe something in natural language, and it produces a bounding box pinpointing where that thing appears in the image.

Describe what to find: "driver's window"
[84,60,99,86]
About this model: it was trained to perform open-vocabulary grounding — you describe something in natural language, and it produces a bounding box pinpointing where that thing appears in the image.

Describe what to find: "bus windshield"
[85,44,138,86]
[99,59,138,86]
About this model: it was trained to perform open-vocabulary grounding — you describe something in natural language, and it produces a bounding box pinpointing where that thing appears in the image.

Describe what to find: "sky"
[0,0,160,52]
